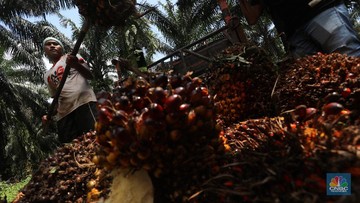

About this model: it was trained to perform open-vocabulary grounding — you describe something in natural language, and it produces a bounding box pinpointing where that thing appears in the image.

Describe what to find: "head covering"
[42,37,64,52]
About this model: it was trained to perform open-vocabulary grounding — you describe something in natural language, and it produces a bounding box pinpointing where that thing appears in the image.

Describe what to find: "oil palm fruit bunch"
[194,90,360,202]
[75,0,137,27]
[274,53,360,114]
[205,45,277,127]
[94,73,228,201]
[17,132,112,203]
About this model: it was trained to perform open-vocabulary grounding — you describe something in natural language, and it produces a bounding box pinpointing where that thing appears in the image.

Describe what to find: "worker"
[239,0,360,58]
[42,37,97,143]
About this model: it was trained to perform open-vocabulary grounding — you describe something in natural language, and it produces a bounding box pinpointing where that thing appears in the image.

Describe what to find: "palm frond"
[0,0,75,19]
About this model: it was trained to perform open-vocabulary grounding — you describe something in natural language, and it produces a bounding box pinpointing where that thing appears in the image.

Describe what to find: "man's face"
[44,40,63,60]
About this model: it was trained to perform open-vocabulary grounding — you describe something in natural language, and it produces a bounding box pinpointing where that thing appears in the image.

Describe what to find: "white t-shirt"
[44,54,97,121]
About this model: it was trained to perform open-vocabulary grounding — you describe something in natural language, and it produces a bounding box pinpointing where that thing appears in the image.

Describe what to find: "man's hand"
[66,54,80,67]
[65,54,94,79]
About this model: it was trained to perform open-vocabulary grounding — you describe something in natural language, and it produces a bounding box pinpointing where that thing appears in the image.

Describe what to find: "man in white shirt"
[42,37,97,143]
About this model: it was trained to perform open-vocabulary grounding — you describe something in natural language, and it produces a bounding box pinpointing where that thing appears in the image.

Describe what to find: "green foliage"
[0,1,79,181]
[1,43,58,179]
[145,0,223,54]
[58,4,161,91]
[0,176,31,202]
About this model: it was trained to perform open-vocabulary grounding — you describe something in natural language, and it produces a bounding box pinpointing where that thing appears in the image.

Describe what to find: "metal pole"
[147,25,229,69]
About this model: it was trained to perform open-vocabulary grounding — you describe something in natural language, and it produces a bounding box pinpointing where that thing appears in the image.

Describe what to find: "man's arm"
[239,0,264,25]
[66,54,94,80]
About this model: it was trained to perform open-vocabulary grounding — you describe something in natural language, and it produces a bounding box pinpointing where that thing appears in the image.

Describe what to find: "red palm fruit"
[164,94,183,113]
[112,126,131,146]
[136,111,164,140]
[132,95,148,110]
[165,113,183,129]
[305,107,317,121]
[185,81,197,96]
[324,92,341,103]
[111,110,128,126]
[179,103,190,115]
[323,102,344,116]
[146,87,158,103]
[200,86,209,96]
[347,72,355,79]
[173,86,186,98]
[341,87,351,98]
[95,132,108,146]
[292,105,307,121]
[200,95,212,106]
[192,77,203,86]
[153,87,167,105]
[187,110,197,126]
[191,87,210,105]
[135,76,150,96]
[146,87,155,97]
[98,106,115,125]
[190,87,204,104]
[194,105,207,117]
[169,74,183,88]
[114,95,131,111]
[147,103,165,120]
[144,117,166,132]
[135,117,153,140]
[97,98,113,109]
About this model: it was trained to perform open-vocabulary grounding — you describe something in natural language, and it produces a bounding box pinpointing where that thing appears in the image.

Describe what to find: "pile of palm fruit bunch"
[187,49,359,202]
[273,52,360,115]
[15,132,113,203]
[75,0,137,27]
[93,73,229,202]
[205,46,359,127]
[190,90,359,202]
[204,44,278,126]
[12,45,360,202]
